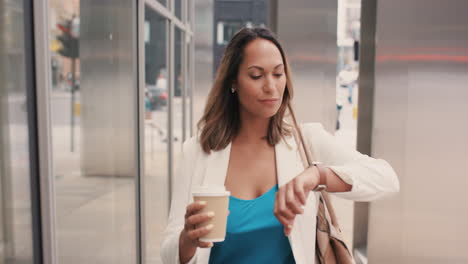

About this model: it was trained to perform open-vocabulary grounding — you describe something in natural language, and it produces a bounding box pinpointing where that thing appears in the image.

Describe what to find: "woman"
[161,27,399,264]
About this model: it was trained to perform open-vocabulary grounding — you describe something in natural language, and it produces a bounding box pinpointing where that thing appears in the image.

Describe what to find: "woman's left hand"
[274,166,320,236]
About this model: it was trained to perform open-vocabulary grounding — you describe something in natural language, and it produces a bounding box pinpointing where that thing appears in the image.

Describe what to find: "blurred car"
[146,84,167,110]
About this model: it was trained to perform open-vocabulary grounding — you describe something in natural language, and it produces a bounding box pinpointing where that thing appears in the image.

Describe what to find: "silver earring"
[231,85,236,93]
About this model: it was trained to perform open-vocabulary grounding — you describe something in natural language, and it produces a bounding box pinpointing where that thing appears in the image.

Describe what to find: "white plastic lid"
[192,185,230,197]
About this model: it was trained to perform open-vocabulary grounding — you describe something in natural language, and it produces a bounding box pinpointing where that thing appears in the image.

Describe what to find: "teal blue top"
[208,184,296,264]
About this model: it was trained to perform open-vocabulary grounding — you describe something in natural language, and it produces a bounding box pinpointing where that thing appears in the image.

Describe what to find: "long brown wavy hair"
[197,27,299,154]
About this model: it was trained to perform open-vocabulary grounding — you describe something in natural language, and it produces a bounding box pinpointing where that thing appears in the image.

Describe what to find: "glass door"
[44,1,138,263]
[142,5,170,263]
[0,0,35,263]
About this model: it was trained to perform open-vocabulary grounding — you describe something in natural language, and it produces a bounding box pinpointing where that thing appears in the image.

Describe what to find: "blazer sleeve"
[160,137,199,264]
[301,123,400,202]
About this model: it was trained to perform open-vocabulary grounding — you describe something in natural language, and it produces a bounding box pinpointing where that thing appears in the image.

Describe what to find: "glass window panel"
[157,0,167,7]
[173,27,183,156]
[0,1,34,263]
[144,7,169,264]
[175,0,182,20]
[48,1,137,263]
[185,40,192,139]
[217,21,242,45]
[187,0,192,26]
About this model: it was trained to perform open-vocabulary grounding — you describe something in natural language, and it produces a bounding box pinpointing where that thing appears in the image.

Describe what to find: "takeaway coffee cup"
[192,186,230,243]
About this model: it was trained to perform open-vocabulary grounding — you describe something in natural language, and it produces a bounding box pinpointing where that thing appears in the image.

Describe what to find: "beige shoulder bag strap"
[291,124,355,264]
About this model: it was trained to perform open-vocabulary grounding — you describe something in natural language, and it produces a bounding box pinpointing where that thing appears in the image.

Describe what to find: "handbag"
[291,121,356,264]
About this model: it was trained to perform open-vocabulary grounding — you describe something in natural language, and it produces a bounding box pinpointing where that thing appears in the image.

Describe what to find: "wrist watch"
[312,162,327,191]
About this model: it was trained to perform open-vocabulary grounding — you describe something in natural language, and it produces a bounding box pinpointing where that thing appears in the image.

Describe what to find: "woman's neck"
[234,113,270,145]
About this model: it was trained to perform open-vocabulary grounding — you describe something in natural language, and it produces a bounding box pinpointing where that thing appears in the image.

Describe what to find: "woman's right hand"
[179,201,215,263]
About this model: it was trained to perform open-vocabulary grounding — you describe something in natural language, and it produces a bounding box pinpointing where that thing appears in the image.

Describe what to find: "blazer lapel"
[202,141,232,186]
[275,134,305,187]
[275,134,308,264]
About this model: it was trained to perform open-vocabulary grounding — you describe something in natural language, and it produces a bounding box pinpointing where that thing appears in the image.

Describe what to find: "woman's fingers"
[286,184,304,215]
[185,201,206,218]
[197,240,214,248]
[187,224,214,241]
[294,177,307,205]
[274,185,296,236]
[187,211,215,227]
[274,178,312,236]
[183,201,217,248]
[274,198,293,227]
[276,185,296,220]
[184,201,206,231]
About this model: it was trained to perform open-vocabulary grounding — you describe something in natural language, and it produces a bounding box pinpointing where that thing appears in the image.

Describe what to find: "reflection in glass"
[144,7,169,264]
[48,1,137,263]
[0,1,34,263]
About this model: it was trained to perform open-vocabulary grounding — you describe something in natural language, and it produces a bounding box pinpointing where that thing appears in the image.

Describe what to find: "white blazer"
[160,123,400,264]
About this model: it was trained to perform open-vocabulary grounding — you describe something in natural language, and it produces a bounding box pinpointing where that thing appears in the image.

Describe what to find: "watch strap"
[312,161,327,191]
